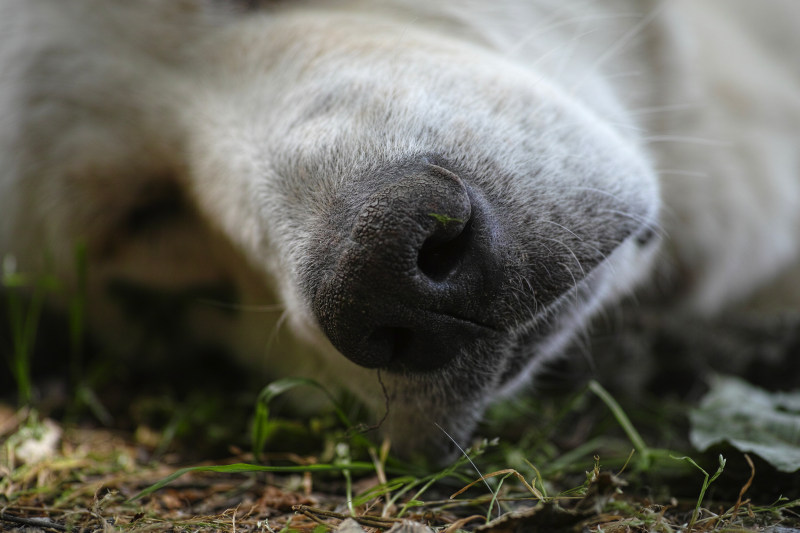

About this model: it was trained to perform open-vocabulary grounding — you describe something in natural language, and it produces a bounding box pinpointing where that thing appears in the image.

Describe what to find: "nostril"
[313,161,495,372]
[418,217,473,281]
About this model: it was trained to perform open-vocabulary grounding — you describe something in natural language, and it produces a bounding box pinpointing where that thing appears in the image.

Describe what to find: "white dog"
[1,0,798,459]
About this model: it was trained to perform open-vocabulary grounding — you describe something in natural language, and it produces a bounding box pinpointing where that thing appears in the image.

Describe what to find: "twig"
[0,512,67,532]
[297,508,329,527]
[292,505,399,528]
[731,454,755,521]
[442,514,485,533]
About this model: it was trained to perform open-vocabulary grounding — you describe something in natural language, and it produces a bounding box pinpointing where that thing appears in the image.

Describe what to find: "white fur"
[1,0,798,456]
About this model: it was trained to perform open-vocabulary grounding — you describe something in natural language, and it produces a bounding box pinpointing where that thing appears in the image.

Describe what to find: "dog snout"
[313,163,501,372]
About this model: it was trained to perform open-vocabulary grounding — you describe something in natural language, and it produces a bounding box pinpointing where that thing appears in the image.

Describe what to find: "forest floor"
[3,363,800,533]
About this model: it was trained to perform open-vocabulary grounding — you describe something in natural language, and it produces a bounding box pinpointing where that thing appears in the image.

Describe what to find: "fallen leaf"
[14,418,62,464]
[690,375,800,473]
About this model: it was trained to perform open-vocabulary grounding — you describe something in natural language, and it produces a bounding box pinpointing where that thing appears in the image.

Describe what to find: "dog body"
[2,0,798,457]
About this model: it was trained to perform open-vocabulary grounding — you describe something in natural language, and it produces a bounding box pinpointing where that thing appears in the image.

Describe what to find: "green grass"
[109,375,797,531]
[3,372,800,531]
[2,254,60,404]
[428,213,464,225]
[673,453,727,530]
[3,259,800,531]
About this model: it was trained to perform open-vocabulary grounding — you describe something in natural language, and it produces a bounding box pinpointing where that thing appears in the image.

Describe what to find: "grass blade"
[130,461,376,502]
[588,380,651,468]
[672,453,726,530]
[252,377,354,461]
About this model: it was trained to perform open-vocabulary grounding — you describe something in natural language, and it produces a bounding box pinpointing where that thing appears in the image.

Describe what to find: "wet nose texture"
[313,164,500,372]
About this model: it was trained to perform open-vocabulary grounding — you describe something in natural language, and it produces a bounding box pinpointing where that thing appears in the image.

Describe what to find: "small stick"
[0,512,67,532]
[731,454,755,521]
[293,505,399,528]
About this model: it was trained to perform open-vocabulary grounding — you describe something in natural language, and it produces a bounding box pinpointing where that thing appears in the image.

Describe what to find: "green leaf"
[428,213,464,225]
[690,375,800,472]
[252,377,355,461]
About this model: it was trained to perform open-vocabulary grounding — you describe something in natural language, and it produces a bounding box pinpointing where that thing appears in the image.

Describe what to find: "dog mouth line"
[392,307,503,334]
[364,254,613,366]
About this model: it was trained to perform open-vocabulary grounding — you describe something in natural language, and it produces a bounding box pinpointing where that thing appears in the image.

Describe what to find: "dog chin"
[287,232,658,462]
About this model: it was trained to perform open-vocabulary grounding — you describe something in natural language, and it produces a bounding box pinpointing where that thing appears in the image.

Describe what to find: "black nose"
[313,164,500,372]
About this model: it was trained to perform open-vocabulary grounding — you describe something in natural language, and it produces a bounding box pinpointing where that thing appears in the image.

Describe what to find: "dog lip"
[359,307,505,373]
[404,307,503,334]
